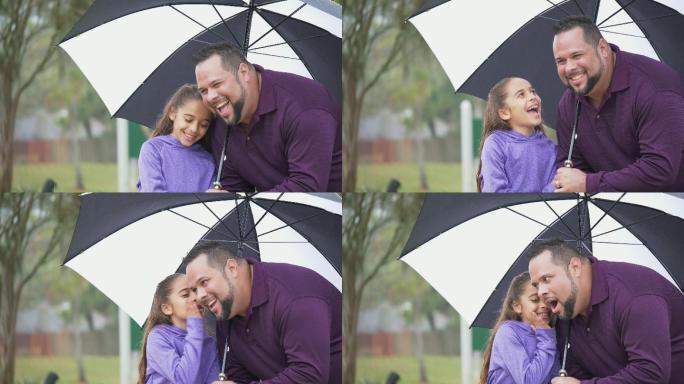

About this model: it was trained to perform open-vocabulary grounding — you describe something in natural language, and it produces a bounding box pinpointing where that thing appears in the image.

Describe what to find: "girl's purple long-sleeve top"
[480,129,556,192]
[144,317,219,384]
[138,135,215,192]
[487,320,559,384]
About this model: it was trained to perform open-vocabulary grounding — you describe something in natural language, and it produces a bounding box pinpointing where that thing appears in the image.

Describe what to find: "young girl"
[138,84,216,192]
[480,272,559,384]
[138,274,219,384]
[476,77,557,192]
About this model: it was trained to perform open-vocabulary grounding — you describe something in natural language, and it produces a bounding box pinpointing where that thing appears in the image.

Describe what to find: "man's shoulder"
[259,261,339,300]
[598,260,676,299]
[620,50,682,94]
[263,69,339,115]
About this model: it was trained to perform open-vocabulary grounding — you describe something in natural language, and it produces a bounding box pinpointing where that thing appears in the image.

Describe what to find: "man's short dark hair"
[526,238,588,266]
[193,43,250,74]
[183,241,244,271]
[553,15,604,47]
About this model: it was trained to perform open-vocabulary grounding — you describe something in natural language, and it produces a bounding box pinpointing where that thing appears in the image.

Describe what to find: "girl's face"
[161,275,199,327]
[514,282,552,327]
[170,99,212,147]
[499,78,542,131]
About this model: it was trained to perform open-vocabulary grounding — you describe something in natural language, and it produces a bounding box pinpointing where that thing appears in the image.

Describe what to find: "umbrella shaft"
[566,99,582,166]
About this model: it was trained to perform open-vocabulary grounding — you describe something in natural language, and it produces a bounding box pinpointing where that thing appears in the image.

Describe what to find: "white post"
[119,309,131,384]
[460,315,473,384]
[117,119,129,192]
[460,100,473,192]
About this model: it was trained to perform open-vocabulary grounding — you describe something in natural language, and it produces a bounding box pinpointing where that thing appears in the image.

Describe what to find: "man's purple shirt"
[556,259,684,383]
[216,259,342,384]
[144,317,219,384]
[210,65,342,192]
[555,44,684,192]
[487,320,559,384]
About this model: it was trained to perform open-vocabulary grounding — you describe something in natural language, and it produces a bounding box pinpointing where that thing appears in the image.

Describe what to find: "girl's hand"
[187,300,202,318]
[531,312,551,330]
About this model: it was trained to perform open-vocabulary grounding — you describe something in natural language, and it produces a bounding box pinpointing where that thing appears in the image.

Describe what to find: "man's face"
[553,27,606,96]
[529,251,579,320]
[186,254,236,321]
[196,54,247,126]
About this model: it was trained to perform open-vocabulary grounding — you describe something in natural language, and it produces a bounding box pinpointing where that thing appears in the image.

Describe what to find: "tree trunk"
[414,106,429,191]
[343,65,361,192]
[0,94,19,193]
[69,103,84,190]
[72,299,87,383]
[414,296,428,384]
[342,251,360,384]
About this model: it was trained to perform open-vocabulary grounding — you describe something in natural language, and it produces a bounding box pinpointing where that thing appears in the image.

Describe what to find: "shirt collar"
[587,258,609,315]
[245,257,269,315]
[607,43,630,93]
[250,64,277,126]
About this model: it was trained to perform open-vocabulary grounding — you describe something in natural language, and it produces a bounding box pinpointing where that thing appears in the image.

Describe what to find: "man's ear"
[597,38,610,60]
[569,256,583,277]
[225,258,239,278]
[237,62,250,82]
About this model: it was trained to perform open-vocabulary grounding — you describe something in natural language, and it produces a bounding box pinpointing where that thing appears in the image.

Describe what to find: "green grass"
[356,355,461,384]
[358,162,476,192]
[12,162,120,192]
[15,355,119,384]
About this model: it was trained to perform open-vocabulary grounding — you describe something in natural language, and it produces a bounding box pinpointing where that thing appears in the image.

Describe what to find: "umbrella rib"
[197,238,261,254]
[209,1,242,47]
[247,51,301,60]
[590,212,667,240]
[250,33,330,50]
[591,241,644,246]
[167,208,238,240]
[169,5,229,42]
[257,211,325,238]
[571,0,585,16]
[600,14,680,29]
[544,0,572,18]
[193,194,241,241]
[584,193,626,239]
[597,0,637,27]
[248,3,307,49]
[537,193,577,236]
[244,193,284,239]
[599,29,647,39]
[505,207,575,239]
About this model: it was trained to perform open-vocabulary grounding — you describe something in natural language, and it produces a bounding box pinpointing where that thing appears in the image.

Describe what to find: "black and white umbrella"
[63,192,341,326]
[58,0,342,129]
[409,0,684,128]
[399,193,684,329]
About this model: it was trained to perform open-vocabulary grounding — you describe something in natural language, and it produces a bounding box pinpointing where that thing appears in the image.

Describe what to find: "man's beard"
[222,82,246,126]
[217,295,234,321]
[569,50,605,96]
[560,271,579,321]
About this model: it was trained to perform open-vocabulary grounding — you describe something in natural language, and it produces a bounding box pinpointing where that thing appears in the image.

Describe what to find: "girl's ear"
[498,106,511,122]
[161,303,173,317]
[169,108,177,122]
[512,300,522,315]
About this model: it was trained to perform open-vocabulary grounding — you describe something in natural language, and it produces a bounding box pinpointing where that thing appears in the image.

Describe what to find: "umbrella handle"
[212,181,223,190]
[565,99,582,167]
[563,160,574,168]
[559,369,568,377]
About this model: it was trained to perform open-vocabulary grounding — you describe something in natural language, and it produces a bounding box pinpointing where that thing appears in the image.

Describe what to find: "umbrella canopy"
[409,0,684,128]
[58,0,341,128]
[64,192,341,326]
[399,193,684,328]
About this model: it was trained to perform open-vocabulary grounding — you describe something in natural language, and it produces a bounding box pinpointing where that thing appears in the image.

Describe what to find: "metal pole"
[118,309,131,384]
[116,119,128,192]
[460,315,473,384]
[460,100,473,192]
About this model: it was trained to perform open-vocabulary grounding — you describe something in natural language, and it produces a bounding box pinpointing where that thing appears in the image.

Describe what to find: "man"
[184,241,342,384]
[194,43,342,192]
[527,239,684,384]
[551,16,684,192]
